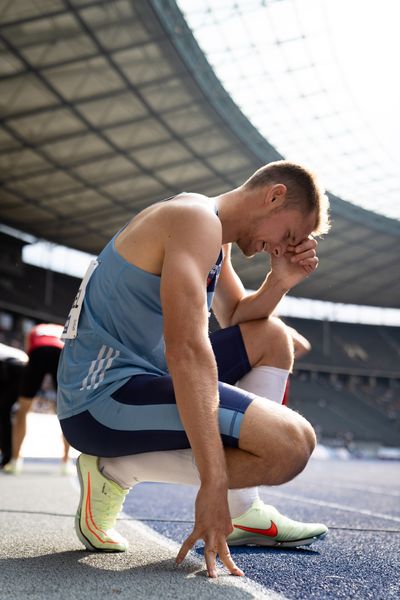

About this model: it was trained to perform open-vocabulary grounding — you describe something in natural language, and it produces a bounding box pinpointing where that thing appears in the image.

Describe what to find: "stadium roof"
[1,0,399,308]
[178,0,400,222]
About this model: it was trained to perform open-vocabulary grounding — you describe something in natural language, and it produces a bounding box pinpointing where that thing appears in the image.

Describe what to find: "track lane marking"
[70,476,286,598]
[288,480,400,497]
[261,489,400,523]
[122,512,287,598]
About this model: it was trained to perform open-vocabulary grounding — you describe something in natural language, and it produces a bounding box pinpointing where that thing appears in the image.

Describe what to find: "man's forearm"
[165,343,228,486]
[229,272,289,326]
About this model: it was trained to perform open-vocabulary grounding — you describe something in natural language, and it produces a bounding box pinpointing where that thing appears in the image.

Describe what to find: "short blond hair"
[244,160,330,235]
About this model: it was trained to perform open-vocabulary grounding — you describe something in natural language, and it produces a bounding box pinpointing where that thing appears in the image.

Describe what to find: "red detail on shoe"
[234,521,278,538]
[85,470,118,545]
[282,379,290,405]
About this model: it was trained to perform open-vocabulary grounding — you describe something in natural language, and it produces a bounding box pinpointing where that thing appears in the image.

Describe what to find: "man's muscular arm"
[160,204,243,578]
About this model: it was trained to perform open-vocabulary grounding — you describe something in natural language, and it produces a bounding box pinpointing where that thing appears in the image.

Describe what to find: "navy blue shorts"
[60,326,255,457]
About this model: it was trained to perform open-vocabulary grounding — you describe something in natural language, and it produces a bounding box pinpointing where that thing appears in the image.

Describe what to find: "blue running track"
[124,458,400,599]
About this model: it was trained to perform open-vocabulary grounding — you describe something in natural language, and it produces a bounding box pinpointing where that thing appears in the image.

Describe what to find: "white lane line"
[261,489,400,523]
[292,481,400,498]
[70,473,285,599]
[123,515,287,599]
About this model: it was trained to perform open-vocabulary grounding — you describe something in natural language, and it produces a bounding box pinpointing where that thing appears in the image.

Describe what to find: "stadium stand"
[0,232,78,345]
[289,376,400,448]
[283,317,400,447]
[286,317,400,377]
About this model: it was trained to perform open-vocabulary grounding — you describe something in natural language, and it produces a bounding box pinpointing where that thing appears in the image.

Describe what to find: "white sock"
[99,448,200,490]
[236,366,289,403]
[227,487,260,518]
[99,450,258,518]
[227,365,290,516]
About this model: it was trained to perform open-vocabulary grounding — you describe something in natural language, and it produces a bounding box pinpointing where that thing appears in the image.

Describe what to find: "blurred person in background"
[0,342,28,469]
[4,323,72,475]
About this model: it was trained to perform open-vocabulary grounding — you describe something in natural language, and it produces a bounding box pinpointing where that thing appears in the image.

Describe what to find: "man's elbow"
[215,304,241,328]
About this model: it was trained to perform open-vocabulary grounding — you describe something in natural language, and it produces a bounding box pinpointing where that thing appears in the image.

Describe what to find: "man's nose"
[272,245,283,257]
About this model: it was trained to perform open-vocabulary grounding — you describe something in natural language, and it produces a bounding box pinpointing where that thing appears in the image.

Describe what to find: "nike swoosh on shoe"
[233,521,278,537]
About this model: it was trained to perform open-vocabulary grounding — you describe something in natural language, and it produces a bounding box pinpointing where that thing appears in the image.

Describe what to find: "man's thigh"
[61,367,255,458]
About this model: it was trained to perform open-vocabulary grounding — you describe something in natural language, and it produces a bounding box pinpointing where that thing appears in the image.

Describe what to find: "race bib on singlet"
[61,259,98,340]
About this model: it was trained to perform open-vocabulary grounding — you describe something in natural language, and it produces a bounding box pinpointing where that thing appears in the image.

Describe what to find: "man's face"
[237,208,316,258]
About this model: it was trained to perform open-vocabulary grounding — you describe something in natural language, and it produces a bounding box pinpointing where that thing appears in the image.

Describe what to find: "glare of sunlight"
[177,0,400,220]
[22,241,94,278]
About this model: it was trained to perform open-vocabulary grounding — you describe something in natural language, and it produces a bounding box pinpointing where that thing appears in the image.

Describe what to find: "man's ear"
[266,183,287,208]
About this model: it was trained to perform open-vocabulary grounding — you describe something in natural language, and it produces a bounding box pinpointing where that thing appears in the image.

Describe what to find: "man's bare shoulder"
[162,192,217,215]
[156,193,221,239]
[115,193,221,274]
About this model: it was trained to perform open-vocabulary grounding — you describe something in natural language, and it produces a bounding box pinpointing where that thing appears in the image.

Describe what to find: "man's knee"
[240,316,294,370]
[259,410,316,486]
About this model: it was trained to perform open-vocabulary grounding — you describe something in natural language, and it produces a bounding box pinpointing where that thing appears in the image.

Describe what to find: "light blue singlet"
[57,230,222,420]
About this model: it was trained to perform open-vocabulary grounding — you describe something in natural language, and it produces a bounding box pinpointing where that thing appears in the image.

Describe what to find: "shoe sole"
[75,456,125,553]
[228,531,327,548]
